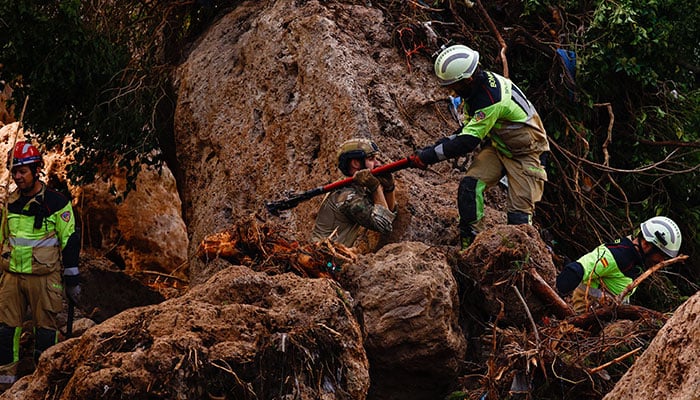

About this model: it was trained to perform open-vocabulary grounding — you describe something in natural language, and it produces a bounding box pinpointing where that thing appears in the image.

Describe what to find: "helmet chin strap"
[635,232,650,261]
[19,174,41,196]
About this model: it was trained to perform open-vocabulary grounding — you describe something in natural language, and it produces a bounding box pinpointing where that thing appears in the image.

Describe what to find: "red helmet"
[8,141,43,169]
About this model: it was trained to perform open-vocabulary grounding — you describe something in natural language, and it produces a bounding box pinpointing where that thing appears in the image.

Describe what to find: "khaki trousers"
[0,272,63,329]
[467,145,547,214]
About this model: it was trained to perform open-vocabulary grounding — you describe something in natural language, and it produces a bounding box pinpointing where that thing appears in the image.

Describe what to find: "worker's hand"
[408,153,427,169]
[353,169,380,192]
[66,284,81,305]
[375,172,395,192]
[63,268,81,303]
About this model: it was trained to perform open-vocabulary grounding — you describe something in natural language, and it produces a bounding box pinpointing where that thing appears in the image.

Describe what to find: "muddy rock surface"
[1,265,369,399]
[602,292,700,400]
[172,0,454,285]
[338,242,466,399]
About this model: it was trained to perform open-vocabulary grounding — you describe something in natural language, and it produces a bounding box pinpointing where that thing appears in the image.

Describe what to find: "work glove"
[408,153,427,170]
[64,269,81,304]
[375,172,395,192]
[66,284,81,305]
[353,169,380,192]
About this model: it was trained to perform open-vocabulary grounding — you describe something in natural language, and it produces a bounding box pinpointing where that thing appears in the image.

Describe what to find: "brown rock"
[339,242,466,400]
[173,0,455,285]
[603,293,700,400]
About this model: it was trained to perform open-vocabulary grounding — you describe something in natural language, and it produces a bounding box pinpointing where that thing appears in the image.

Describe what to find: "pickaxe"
[265,156,417,215]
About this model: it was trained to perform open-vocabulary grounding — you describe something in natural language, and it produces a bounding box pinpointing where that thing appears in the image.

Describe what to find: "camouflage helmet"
[337,138,380,176]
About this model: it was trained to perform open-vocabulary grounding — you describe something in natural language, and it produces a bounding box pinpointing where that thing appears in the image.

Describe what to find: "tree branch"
[474,0,508,77]
[616,255,689,302]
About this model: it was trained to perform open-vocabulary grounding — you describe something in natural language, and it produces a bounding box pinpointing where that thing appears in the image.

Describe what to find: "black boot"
[507,211,532,225]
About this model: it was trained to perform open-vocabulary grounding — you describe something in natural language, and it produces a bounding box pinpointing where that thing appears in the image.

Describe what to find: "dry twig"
[587,347,641,375]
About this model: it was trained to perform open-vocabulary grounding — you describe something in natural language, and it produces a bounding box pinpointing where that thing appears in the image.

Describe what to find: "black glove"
[64,269,81,304]
[375,172,395,192]
[66,283,81,304]
[353,169,380,192]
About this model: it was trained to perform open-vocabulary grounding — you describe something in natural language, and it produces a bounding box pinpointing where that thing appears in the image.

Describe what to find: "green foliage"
[2,1,132,181]
[0,0,227,191]
[578,0,697,97]
[513,0,700,278]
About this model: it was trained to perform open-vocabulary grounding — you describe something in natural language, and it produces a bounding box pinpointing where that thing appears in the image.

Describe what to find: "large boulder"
[602,292,700,400]
[173,0,457,284]
[339,242,467,400]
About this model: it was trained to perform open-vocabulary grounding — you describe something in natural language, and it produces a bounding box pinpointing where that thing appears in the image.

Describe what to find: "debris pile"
[452,224,669,399]
[196,215,357,279]
[1,265,370,399]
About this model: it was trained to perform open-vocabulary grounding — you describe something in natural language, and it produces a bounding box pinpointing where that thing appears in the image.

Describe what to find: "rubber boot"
[0,325,17,391]
[459,229,477,254]
[34,328,58,364]
[0,361,17,392]
[507,211,532,225]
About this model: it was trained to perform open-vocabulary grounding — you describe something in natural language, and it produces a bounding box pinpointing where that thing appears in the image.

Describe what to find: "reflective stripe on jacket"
[1,184,76,275]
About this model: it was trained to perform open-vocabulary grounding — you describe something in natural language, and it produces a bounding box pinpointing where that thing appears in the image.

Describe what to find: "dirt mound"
[459,224,560,327]
[2,265,369,399]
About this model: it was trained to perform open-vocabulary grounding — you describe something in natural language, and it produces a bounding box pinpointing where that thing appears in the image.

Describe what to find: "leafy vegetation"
[0,0,232,192]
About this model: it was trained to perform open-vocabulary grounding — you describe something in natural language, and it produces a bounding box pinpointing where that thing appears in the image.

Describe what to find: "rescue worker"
[409,44,549,251]
[310,138,396,248]
[0,141,81,387]
[555,216,682,313]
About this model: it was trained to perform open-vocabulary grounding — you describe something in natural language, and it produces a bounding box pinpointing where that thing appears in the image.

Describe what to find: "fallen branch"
[593,102,614,167]
[528,269,575,318]
[139,270,188,282]
[568,305,667,331]
[474,0,508,77]
[587,347,642,375]
[512,285,540,344]
[616,255,689,302]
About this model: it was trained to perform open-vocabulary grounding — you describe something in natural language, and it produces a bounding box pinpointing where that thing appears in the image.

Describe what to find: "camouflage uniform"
[310,184,395,247]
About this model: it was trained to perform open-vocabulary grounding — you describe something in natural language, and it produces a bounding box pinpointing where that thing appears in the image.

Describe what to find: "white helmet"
[640,216,682,258]
[434,45,480,86]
